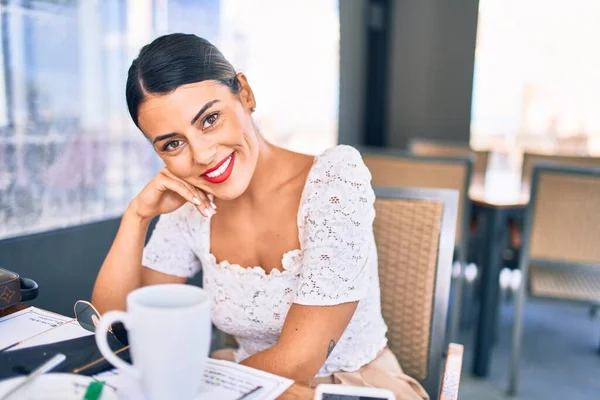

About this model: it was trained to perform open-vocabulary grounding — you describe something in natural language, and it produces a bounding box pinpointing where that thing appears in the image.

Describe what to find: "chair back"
[361,148,471,256]
[374,186,458,396]
[520,164,600,302]
[509,164,600,394]
[521,152,600,184]
[409,138,490,176]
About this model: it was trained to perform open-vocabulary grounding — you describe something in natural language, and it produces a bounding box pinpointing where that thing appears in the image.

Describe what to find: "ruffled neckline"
[205,249,303,280]
[200,145,355,280]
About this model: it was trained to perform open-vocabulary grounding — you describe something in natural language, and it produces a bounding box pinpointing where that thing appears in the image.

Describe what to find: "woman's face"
[137,74,259,200]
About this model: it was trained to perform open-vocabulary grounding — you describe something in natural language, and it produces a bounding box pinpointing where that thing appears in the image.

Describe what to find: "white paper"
[0,307,91,351]
[1,307,294,399]
[93,359,294,400]
[203,359,294,400]
[12,320,93,350]
[93,369,123,394]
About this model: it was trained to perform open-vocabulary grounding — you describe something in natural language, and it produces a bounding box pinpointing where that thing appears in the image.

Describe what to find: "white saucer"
[0,373,118,400]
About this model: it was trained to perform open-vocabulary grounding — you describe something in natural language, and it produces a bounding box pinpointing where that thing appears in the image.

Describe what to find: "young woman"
[92,33,427,399]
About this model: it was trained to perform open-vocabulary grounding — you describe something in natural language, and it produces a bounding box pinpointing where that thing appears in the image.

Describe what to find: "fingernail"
[210,202,217,209]
[192,197,201,205]
[199,209,211,218]
[208,208,217,216]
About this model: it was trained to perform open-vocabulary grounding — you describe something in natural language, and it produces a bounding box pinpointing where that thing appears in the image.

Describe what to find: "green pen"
[83,380,105,400]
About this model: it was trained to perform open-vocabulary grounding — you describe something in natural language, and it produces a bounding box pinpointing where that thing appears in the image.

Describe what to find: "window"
[0,0,339,239]
[471,0,600,157]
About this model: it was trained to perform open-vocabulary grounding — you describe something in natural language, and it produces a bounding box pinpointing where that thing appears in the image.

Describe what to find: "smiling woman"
[124,34,260,205]
[91,33,428,399]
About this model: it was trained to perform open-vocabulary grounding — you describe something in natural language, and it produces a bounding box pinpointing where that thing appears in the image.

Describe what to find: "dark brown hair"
[126,33,240,127]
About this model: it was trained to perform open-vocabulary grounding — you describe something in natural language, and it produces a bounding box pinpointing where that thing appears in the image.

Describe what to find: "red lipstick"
[201,152,235,184]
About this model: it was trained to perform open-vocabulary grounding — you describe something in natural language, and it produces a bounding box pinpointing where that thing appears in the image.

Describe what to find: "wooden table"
[468,172,530,378]
[1,304,315,399]
[439,343,464,400]
[0,302,28,318]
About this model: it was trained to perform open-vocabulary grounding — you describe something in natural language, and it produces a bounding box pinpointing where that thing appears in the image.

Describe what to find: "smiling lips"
[201,152,235,184]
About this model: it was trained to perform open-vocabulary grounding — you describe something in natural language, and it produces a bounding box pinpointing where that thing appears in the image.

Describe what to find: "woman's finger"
[156,175,195,203]
[157,175,209,217]
[191,186,217,216]
[161,169,215,211]
[159,171,215,217]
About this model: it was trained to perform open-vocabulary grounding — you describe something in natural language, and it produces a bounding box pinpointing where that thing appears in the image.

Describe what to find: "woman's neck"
[239,138,291,204]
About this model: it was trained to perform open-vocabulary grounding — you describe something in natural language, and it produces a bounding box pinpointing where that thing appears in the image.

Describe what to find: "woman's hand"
[130,167,216,219]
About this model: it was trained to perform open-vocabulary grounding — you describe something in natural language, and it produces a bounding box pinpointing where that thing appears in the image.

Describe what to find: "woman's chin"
[210,180,249,201]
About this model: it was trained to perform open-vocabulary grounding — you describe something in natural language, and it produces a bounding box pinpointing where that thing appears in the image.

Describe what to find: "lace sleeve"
[142,204,201,278]
[294,146,376,306]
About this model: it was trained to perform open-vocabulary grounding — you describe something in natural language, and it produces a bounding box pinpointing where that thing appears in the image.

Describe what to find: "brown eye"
[203,112,219,129]
[163,140,181,151]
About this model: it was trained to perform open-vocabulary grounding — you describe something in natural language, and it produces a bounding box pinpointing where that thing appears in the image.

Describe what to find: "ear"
[236,73,256,112]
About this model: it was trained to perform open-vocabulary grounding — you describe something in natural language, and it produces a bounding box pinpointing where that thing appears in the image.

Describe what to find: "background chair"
[507,152,600,272]
[509,164,600,395]
[409,138,490,176]
[361,148,473,343]
[521,152,600,183]
[373,186,462,398]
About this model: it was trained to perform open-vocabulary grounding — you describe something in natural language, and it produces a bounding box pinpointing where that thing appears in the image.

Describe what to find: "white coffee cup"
[95,284,211,400]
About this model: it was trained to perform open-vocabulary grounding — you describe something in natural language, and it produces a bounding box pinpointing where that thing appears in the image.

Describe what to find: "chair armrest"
[439,343,464,400]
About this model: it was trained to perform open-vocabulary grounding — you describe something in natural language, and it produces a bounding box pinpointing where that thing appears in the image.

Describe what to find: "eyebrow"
[190,99,220,125]
[152,133,177,145]
[151,99,221,145]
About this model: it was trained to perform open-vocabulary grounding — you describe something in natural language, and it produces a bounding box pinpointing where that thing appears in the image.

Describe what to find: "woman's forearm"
[91,204,152,313]
[241,303,357,385]
[241,345,315,385]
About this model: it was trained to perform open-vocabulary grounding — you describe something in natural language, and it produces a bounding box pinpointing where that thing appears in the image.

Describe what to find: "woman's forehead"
[142,81,229,110]
[138,81,233,132]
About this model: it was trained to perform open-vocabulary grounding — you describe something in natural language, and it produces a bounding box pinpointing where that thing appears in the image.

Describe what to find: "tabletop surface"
[469,171,530,208]
[1,304,315,400]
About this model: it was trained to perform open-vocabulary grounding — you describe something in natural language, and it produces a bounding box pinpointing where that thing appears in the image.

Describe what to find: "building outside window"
[471,0,600,169]
[0,0,339,239]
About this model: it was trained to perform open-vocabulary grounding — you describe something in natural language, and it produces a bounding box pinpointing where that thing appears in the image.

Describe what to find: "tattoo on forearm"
[326,339,336,358]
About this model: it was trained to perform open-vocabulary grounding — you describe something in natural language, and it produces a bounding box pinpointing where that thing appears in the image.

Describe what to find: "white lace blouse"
[142,145,388,377]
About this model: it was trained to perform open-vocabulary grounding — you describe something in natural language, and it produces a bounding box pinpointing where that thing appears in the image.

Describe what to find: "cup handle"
[95,310,140,379]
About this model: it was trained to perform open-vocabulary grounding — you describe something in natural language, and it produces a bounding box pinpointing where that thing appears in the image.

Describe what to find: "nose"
[191,143,218,167]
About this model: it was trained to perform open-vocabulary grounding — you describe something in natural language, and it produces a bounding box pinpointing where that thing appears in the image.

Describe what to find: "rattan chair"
[508,164,600,395]
[361,147,473,343]
[374,186,463,398]
[214,186,465,398]
[521,152,600,184]
[409,138,490,176]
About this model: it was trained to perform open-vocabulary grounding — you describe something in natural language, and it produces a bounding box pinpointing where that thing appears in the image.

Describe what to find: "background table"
[468,173,529,377]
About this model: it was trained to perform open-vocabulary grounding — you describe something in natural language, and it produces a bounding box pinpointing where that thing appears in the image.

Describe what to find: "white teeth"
[206,155,232,178]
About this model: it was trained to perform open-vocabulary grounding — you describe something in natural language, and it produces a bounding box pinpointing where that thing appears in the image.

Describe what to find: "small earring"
[250,107,256,112]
